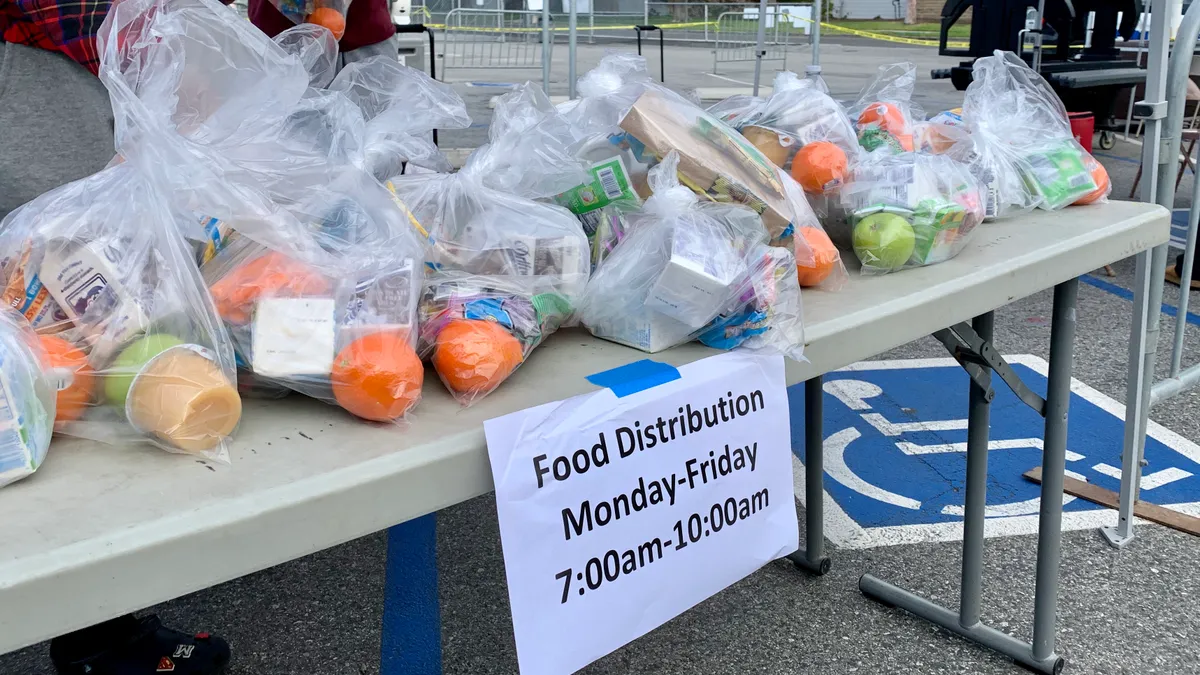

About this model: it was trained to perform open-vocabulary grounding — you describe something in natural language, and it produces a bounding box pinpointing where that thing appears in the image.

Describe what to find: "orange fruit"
[209,251,330,325]
[306,7,347,40]
[858,102,913,151]
[37,334,95,423]
[795,227,840,287]
[1074,154,1110,205]
[791,142,848,194]
[331,332,424,422]
[432,319,524,398]
[858,102,908,134]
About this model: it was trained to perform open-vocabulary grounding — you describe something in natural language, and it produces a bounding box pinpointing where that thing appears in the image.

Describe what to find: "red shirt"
[248,0,394,53]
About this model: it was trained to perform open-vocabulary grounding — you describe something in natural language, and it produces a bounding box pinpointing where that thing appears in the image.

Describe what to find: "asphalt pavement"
[3,40,1200,675]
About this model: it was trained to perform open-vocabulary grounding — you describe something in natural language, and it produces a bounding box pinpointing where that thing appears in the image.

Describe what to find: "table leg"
[960,312,994,629]
[380,514,442,675]
[1032,278,1079,666]
[789,376,831,575]
[861,280,1079,675]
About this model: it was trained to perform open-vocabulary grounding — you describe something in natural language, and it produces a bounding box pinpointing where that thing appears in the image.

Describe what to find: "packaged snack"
[580,152,804,360]
[391,87,591,405]
[962,50,1098,216]
[0,165,242,460]
[838,150,985,275]
[101,0,430,424]
[0,308,55,488]
[615,85,844,288]
[558,56,656,267]
[851,63,924,154]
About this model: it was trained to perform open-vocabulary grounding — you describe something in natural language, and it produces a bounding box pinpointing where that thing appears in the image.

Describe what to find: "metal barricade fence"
[1105,0,1198,549]
[440,8,552,78]
[713,8,791,74]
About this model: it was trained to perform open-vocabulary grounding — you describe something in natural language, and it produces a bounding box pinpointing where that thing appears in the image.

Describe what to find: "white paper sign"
[484,352,798,675]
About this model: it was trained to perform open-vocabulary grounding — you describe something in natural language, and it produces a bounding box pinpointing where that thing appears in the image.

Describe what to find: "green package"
[1020,140,1096,209]
[554,156,638,215]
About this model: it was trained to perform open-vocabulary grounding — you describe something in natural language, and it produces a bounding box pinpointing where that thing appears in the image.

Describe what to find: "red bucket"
[1069,112,1095,153]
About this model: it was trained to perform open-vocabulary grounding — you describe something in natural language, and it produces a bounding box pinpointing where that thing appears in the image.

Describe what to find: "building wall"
[831,0,905,20]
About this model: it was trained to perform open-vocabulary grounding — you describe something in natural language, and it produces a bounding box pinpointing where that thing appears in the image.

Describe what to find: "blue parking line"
[1093,151,1141,165]
[1081,274,1200,327]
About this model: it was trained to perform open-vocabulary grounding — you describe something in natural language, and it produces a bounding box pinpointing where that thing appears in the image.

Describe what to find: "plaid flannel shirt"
[1,0,112,75]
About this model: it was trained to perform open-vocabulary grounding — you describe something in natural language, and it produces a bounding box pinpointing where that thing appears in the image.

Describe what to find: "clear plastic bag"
[614,83,845,288]
[707,95,764,124]
[330,56,471,178]
[0,308,55,488]
[275,23,340,89]
[389,88,591,405]
[0,165,242,460]
[730,71,859,199]
[268,0,353,39]
[580,152,804,360]
[963,51,1098,216]
[851,62,924,154]
[838,150,985,275]
[555,57,656,267]
[100,0,430,424]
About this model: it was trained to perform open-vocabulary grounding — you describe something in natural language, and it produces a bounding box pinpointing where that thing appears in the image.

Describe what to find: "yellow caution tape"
[425,17,969,48]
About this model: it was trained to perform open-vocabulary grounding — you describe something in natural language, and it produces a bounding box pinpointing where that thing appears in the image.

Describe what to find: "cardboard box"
[618,89,813,246]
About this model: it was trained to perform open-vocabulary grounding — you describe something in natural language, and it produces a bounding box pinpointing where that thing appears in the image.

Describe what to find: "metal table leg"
[789,376,831,575]
[860,279,1079,675]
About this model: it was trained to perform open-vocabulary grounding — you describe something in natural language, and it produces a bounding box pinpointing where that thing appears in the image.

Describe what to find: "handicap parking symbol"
[788,356,1200,548]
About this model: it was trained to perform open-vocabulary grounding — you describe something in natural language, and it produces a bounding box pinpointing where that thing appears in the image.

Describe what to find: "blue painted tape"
[1081,274,1200,327]
[586,359,681,397]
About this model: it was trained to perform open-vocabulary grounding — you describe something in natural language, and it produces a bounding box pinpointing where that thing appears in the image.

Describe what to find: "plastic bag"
[554,57,657,267]
[269,0,352,39]
[101,0,430,424]
[389,90,591,405]
[0,165,242,460]
[0,308,55,488]
[731,71,859,198]
[838,150,985,275]
[963,51,1098,216]
[580,152,804,359]
[275,23,340,88]
[330,56,471,178]
[707,95,764,124]
[614,83,845,288]
[851,63,924,154]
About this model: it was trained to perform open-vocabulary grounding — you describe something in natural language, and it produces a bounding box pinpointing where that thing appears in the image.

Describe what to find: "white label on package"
[39,239,150,354]
[252,297,337,378]
[484,352,797,675]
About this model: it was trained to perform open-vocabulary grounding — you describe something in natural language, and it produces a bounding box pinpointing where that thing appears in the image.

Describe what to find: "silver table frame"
[792,278,1080,675]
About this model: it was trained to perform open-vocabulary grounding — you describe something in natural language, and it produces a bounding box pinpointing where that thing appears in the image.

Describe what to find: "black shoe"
[50,614,230,675]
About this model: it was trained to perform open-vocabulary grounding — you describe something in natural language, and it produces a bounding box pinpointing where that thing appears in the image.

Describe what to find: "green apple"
[104,333,186,406]
[853,212,916,271]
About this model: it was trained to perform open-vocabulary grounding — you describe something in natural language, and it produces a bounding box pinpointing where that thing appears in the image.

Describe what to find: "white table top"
[0,200,1168,653]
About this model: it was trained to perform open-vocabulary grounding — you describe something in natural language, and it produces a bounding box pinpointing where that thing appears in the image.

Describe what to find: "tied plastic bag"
[614,83,845,288]
[330,56,471,178]
[101,0,430,424]
[269,0,352,39]
[838,150,985,274]
[390,88,591,405]
[556,56,656,267]
[730,71,859,200]
[580,152,804,359]
[0,165,242,460]
[0,308,55,488]
[963,51,1101,216]
[851,63,924,154]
